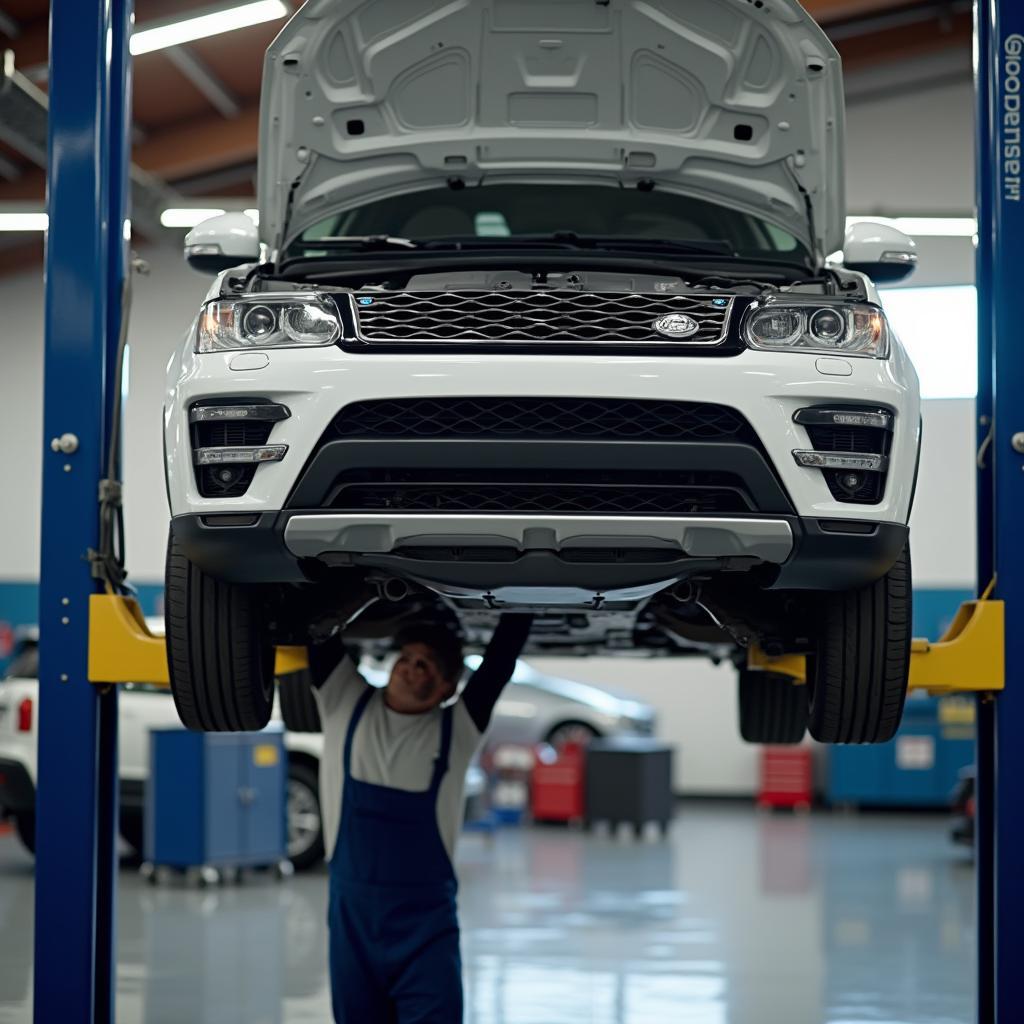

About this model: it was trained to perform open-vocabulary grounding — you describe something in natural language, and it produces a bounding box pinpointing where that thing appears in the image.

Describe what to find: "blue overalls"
[328,687,463,1022]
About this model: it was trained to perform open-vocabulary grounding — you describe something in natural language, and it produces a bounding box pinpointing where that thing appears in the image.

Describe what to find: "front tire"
[808,544,912,744]
[544,720,600,749]
[165,528,275,732]
[738,669,807,744]
[14,811,34,854]
[119,811,145,858]
[286,761,324,871]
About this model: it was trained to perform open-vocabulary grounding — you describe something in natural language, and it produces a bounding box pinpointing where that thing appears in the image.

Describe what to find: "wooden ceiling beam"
[132,104,259,180]
[837,10,972,70]
[804,0,933,22]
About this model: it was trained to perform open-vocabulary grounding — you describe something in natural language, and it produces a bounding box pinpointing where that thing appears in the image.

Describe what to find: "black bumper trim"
[172,513,908,594]
[285,439,794,514]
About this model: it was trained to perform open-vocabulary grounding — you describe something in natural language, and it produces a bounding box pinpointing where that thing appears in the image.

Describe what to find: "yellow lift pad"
[747,599,1005,694]
[87,593,308,685]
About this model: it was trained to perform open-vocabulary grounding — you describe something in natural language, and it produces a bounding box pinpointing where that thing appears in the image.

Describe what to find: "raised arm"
[307,633,347,690]
[461,615,533,732]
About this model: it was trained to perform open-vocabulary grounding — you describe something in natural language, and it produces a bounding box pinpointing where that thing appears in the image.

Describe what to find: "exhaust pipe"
[376,577,411,602]
[668,580,698,604]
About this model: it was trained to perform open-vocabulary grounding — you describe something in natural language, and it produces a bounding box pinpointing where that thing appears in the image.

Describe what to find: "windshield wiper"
[414,233,735,257]
[562,234,735,257]
[313,235,420,250]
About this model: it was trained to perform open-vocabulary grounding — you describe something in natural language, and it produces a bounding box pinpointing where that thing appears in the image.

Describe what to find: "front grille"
[328,469,753,516]
[329,397,758,445]
[350,290,732,345]
[804,418,891,505]
[190,414,274,498]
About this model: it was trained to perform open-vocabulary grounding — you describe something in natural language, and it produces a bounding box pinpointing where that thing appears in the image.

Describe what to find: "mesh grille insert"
[805,423,889,455]
[351,290,731,345]
[192,420,274,449]
[329,397,757,445]
[328,469,753,516]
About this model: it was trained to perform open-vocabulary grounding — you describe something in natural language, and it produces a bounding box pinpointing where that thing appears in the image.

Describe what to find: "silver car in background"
[362,656,657,750]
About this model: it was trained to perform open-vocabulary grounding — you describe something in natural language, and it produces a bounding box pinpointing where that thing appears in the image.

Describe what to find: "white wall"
[845,79,974,215]
[0,267,44,580]
[0,241,208,581]
[121,245,211,579]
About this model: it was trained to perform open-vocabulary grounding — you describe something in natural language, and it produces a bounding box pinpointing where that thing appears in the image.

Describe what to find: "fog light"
[839,472,863,492]
[792,450,887,471]
[195,445,288,465]
[190,403,290,423]
[793,407,893,430]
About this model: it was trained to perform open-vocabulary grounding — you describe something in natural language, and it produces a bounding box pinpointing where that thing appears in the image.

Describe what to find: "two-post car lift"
[29,0,1021,1020]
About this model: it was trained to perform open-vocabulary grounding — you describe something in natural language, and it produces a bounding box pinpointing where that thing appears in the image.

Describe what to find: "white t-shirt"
[313,656,484,864]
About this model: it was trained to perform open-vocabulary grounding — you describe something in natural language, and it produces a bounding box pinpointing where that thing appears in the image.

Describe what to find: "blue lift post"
[976,2,1024,1020]
[973,3,995,1021]
[33,1,132,1021]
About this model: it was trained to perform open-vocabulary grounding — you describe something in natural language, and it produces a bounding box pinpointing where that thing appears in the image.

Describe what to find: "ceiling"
[0,0,972,270]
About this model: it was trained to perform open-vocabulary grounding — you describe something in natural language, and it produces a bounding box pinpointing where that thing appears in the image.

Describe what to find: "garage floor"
[0,804,973,1023]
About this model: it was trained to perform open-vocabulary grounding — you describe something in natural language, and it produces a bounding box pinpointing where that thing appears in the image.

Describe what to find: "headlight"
[743,299,890,358]
[197,293,341,353]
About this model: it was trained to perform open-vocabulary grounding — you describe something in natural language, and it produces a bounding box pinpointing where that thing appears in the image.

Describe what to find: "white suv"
[163,0,920,745]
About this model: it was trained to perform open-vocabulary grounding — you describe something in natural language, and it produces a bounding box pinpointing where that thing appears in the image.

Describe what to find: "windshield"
[285,184,807,263]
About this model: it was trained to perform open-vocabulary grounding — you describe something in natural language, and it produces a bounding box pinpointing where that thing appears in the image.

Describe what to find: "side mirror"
[842,221,917,283]
[184,212,260,274]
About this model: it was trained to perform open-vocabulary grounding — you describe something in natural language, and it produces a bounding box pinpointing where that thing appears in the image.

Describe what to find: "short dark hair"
[393,622,464,684]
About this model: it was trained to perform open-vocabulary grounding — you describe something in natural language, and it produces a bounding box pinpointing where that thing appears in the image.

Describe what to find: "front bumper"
[165,344,921,527]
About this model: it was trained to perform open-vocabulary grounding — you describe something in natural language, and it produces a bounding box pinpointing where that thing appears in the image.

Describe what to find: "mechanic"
[307,613,532,1023]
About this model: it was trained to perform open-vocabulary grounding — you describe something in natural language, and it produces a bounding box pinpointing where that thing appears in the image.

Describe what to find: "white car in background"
[163,0,921,747]
[0,630,654,869]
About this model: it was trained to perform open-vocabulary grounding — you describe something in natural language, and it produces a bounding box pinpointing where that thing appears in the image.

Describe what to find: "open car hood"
[259,0,845,261]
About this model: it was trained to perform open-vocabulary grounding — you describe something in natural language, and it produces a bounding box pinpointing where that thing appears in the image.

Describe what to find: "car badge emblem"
[711,297,729,307]
[357,296,374,306]
[652,313,700,338]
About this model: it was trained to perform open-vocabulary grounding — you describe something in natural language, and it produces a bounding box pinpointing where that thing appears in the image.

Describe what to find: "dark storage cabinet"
[146,727,286,869]
[585,737,674,835]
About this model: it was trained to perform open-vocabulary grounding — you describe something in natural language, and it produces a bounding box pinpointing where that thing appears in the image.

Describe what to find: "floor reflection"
[0,805,975,1024]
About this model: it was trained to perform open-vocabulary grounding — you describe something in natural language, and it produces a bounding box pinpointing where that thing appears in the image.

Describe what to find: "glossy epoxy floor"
[0,805,974,1024]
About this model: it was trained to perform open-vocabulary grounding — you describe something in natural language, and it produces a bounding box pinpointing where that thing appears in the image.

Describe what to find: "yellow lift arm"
[87,591,1004,695]
[747,599,1005,694]
[87,593,309,684]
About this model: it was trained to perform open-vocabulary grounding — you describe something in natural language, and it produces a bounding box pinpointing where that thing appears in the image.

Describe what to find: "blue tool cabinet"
[146,727,286,869]
[826,695,975,807]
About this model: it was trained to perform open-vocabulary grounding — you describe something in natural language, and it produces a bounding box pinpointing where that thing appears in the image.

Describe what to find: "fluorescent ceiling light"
[846,215,977,238]
[0,212,48,231]
[160,208,227,228]
[130,0,288,57]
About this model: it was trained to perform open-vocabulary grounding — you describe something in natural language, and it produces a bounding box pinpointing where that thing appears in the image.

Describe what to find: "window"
[879,285,977,400]
[288,184,807,262]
